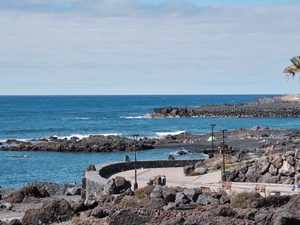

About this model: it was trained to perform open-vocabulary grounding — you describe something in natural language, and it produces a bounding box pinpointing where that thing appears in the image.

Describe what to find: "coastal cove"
[0,147,206,189]
[1,94,300,189]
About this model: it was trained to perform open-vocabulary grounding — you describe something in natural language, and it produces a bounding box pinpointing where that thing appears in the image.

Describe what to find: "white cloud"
[0,0,299,94]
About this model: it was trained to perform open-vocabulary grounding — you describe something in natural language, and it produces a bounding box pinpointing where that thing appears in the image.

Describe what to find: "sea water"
[0,95,299,188]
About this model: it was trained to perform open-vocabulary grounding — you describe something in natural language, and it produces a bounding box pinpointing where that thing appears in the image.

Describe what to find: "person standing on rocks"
[293,169,300,194]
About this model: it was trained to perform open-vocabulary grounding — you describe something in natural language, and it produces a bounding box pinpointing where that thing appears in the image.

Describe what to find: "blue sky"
[0,0,300,95]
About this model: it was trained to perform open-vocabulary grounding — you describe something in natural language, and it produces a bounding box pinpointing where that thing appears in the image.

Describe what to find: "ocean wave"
[0,138,30,143]
[156,130,185,137]
[60,117,90,121]
[56,133,122,140]
[120,116,145,119]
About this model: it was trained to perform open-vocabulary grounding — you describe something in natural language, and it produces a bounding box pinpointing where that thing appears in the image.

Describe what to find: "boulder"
[228,169,239,182]
[29,182,75,196]
[271,156,284,169]
[22,199,74,225]
[0,188,14,199]
[65,187,81,196]
[278,176,293,184]
[285,155,295,166]
[257,160,270,175]
[85,164,96,172]
[183,164,194,176]
[194,161,204,168]
[5,185,50,203]
[239,165,248,174]
[162,187,177,202]
[71,202,86,213]
[219,194,230,204]
[109,209,150,225]
[103,178,116,195]
[144,198,167,210]
[267,195,300,224]
[268,164,278,176]
[254,209,273,224]
[279,161,295,176]
[2,202,12,210]
[194,167,207,175]
[163,202,177,210]
[245,166,259,182]
[257,173,278,183]
[295,149,300,159]
[232,151,249,163]
[114,176,131,193]
[196,192,216,205]
[91,205,107,218]
[175,192,190,206]
[183,188,199,202]
[7,219,21,225]
[150,185,164,199]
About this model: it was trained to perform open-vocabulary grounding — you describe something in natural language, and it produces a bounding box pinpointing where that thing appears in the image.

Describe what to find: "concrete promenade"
[110,167,297,196]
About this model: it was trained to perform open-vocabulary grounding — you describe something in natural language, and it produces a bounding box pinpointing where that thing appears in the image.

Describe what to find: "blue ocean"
[0,95,298,189]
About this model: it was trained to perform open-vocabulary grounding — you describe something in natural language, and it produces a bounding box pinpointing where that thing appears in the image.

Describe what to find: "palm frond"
[291,56,300,69]
[283,65,300,74]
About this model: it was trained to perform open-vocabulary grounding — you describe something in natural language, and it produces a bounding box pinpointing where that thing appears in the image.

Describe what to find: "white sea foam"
[61,117,90,121]
[55,133,122,140]
[170,148,191,156]
[120,116,145,119]
[156,130,185,137]
[0,138,30,143]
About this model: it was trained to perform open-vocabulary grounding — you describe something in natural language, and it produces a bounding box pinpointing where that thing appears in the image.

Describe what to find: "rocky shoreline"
[1,127,300,224]
[1,147,300,225]
[1,126,299,155]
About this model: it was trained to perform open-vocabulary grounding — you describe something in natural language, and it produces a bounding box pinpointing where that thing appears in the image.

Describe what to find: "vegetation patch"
[230,192,259,209]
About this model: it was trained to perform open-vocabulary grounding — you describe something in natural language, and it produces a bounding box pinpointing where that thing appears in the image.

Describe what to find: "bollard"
[162,175,166,185]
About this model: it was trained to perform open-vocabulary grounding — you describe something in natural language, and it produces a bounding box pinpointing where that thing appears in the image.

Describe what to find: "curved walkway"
[110,167,296,196]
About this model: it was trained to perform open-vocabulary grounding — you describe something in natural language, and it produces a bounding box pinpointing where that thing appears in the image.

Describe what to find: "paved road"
[111,167,297,196]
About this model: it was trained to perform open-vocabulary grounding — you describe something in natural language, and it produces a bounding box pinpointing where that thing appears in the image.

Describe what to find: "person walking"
[293,169,300,194]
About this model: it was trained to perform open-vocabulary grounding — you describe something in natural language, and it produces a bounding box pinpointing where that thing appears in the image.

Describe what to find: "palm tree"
[283,56,300,79]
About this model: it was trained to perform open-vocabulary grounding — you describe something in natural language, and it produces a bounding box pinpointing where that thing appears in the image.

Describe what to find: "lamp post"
[132,134,139,190]
[221,129,227,181]
[210,124,216,158]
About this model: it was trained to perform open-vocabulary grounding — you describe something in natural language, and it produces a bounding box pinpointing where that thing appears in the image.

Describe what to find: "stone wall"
[82,159,202,201]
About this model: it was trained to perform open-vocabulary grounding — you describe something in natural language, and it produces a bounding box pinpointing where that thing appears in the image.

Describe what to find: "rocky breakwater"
[145,96,300,118]
[0,131,217,152]
[227,149,300,184]
[0,135,156,152]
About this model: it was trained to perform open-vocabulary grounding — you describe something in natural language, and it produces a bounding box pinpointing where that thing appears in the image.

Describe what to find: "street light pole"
[132,134,139,190]
[221,129,227,182]
[210,124,216,158]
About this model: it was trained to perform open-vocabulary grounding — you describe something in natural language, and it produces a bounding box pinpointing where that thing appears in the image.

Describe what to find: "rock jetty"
[145,96,300,118]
